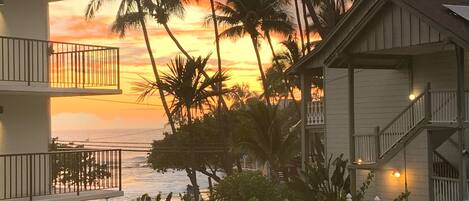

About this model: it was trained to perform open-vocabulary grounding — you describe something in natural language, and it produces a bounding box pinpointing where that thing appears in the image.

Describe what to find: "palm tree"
[303,0,353,39]
[238,101,298,182]
[135,55,229,201]
[85,0,177,134]
[211,0,292,106]
[292,0,305,52]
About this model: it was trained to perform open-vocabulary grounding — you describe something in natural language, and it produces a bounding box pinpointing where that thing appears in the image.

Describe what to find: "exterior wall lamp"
[391,170,401,178]
[408,94,416,101]
[356,159,363,165]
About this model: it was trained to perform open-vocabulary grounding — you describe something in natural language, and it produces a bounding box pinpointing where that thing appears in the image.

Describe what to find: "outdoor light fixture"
[357,159,363,165]
[408,94,416,101]
[391,170,401,178]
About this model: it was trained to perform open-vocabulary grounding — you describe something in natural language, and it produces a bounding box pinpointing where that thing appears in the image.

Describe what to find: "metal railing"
[307,100,325,125]
[0,149,121,200]
[0,36,120,89]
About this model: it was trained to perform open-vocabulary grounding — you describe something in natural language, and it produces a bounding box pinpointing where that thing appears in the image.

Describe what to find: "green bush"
[212,172,287,201]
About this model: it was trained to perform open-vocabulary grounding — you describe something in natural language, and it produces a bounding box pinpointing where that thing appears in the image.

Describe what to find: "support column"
[456,45,466,201]
[300,71,312,170]
[348,65,357,195]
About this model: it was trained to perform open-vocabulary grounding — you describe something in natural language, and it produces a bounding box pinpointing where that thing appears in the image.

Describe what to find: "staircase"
[354,85,465,167]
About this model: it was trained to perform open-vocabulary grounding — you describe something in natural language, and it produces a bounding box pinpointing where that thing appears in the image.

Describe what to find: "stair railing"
[430,90,457,123]
[377,84,430,158]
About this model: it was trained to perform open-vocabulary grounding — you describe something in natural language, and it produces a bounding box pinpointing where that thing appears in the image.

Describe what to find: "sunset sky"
[49,0,296,131]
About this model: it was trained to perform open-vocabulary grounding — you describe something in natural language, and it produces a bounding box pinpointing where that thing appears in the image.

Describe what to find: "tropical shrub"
[289,154,374,201]
[211,172,288,201]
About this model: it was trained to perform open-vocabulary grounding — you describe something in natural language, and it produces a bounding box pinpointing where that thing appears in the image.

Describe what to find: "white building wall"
[0,0,49,40]
[0,95,50,154]
[324,50,469,200]
[324,67,409,158]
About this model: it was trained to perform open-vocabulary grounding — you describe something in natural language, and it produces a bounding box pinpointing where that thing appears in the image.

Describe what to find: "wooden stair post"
[425,83,432,121]
[375,126,380,162]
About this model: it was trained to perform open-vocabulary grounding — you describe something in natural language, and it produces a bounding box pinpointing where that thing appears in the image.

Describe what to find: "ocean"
[53,128,211,201]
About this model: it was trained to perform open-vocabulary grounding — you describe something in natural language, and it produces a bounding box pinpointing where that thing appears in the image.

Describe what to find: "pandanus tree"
[210,0,293,106]
[85,0,177,134]
[135,55,229,201]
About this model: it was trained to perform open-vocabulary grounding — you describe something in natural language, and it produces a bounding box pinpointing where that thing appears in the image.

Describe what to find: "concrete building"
[0,0,123,200]
[290,0,469,200]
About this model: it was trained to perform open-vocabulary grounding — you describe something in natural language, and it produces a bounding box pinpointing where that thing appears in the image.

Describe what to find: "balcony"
[0,149,123,201]
[306,100,325,126]
[0,36,121,96]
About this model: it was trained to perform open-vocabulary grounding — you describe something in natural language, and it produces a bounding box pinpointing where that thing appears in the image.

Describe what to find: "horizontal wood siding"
[349,3,445,54]
[325,67,350,157]
[354,69,409,135]
[325,67,409,158]
[360,132,430,200]
[413,51,469,93]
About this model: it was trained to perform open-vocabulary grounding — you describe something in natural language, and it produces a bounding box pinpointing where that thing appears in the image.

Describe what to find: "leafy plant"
[289,154,351,201]
[393,190,411,201]
[136,192,172,201]
[49,138,111,187]
[211,172,288,201]
[355,171,375,201]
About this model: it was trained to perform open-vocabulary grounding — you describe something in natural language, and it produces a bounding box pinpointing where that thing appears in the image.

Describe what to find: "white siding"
[359,132,430,201]
[413,51,469,93]
[325,67,409,158]
[0,95,50,154]
[0,0,49,40]
[324,67,350,158]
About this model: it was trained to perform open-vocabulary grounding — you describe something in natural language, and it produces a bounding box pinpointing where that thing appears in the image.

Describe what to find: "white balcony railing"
[432,177,460,201]
[307,101,324,126]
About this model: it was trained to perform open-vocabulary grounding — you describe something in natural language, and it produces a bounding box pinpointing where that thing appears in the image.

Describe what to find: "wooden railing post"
[375,126,380,161]
[425,83,432,121]
[29,154,33,201]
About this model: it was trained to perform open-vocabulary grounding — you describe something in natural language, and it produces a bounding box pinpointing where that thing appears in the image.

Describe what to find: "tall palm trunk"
[209,0,233,176]
[186,106,200,201]
[136,1,176,134]
[265,32,299,112]
[293,0,305,53]
[250,35,272,106]
[303,0,327,39]
[302,0,311,52]
[162,23,191,58]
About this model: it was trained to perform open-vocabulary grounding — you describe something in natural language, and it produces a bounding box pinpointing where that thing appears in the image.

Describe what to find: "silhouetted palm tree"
[211,0,292,106]
[135,55,229,200]
[303,0,353,39]
[85,0,177,133]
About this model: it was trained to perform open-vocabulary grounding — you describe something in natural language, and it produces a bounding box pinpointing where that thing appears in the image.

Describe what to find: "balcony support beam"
[456,44,467,201]
[348,65,357,196]
[300,70,312,170]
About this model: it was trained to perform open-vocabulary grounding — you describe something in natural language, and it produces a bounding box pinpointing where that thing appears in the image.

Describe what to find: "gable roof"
[288,0,469,74]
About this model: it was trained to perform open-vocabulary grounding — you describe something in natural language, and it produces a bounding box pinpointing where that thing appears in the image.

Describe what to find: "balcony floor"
[0,83,122,97]
[7,190,124,201]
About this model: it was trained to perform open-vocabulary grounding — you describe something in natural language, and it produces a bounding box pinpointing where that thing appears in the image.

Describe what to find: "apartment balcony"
[306,100,325,127]
[0,36,121,96]
[0,149,123,201]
